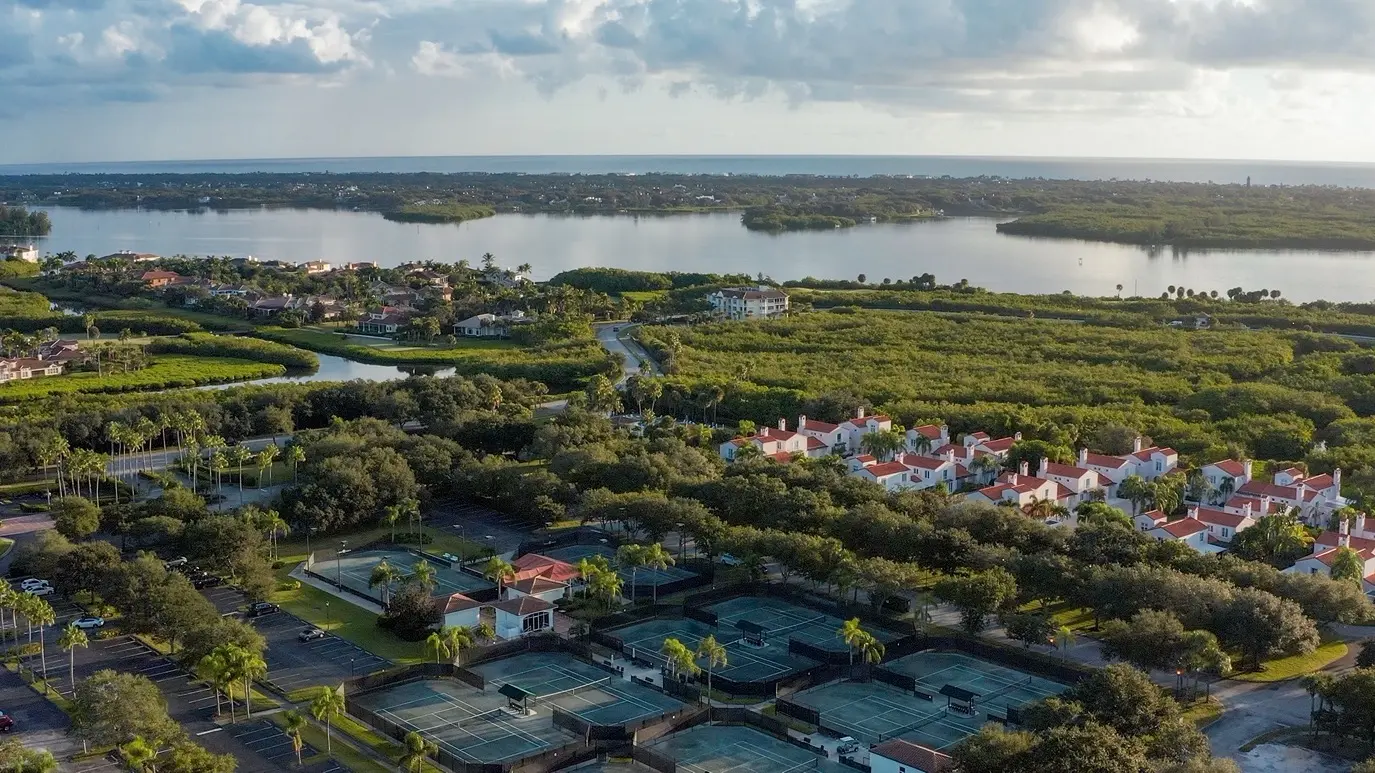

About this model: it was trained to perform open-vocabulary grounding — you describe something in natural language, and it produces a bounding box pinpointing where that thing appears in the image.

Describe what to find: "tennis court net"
[530,676,613,706]
[879,709,962,742]
[981,676,1033,704]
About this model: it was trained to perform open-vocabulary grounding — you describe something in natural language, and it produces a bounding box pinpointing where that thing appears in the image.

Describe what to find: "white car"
[24,585,54,597]
[836,737,860,755]
[719,553,743,567]
[72,617,105,630]
[19,579,50,591]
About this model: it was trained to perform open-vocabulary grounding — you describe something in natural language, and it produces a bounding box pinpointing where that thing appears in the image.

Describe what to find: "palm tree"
[617,544,646,603]
[59,623,88,688]
[443,625,475,666]
[256,446,280,488]
[231,647,267,718]
[409,559,437,593]
[695,635,728,706]
[425,631,452,665]
[0,585,19,645]
[909,432,934,456]
[287,444,306,484]
[312,684,346,753]
[229,445,253,504]
[198,648,235,720]
[210,451,228,497]
[401,731,439,772]
[383,504,401,543]
[639,543,675,603]
[661,637,700,682]
[970,454,1000,484]
[264,510,290,561]
[1118,474,1150,515]
[402,498,422,541]
[368,559,400,607]
[483,557,514,597]
[837,617,871,666]
[1052,625,1076,659]
[1217,474,1237,504]
[30,597,54,678]
[284,710,307,767]
[859,429,905,462]
[119,736,158,772]
[856,634,885,665]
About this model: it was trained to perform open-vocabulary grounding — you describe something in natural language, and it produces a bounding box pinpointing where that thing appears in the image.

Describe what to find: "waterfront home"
[454,311,526,338]
[707,285,790,320]
[2,245,38,262]
[0,358,63,382]
[357,306,413,335]
[301,260,332,274]
[140,270,181,288]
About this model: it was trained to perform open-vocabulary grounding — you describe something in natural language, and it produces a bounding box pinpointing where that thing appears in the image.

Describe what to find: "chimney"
[798,415,807,430]
[1340,518,1350,539]
[1078,447,1089,467]
[1038,457,1049,477]
[1243,502,1252,519]
[1009,473,1019,485]
[946,449,955,463]
[1334,467,1343,490]
[1243,459,1253,480]
[1187,506,1199,520]
[778,418,787,431]
[1356,513,1366,536]
[1259,495,1270,514]
[1018,461,1029,477]
[856,407,866,419]
[1013,431,1023,441]
[940,425,950,443]
[1133,436,1143,453]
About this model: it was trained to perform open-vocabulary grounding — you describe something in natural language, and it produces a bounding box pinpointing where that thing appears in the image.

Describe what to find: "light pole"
[306,527,314,564]
[336,541,348,587]
[326,600,332,631]
[676,522,685,561]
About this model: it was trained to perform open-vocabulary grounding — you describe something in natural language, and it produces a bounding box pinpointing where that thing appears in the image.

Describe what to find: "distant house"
[1199,459,1252,503]
[141,270,181,288]
[454,311,526,338]
[1146,511,1217,553]
[357,307,413,335]
[707,285,790,320]
[720,420,827,462]
[302,260,332,274]
[837,409,893,453]
[437,593,482,629]
[492,596,554,640]
[0,358,63,382]
[1287,521,1375,592]
[251,295,298,317]
[2,245,38,263]
[966,464,1074,513]
[1236,467,1346,521]
[101,251,160,263]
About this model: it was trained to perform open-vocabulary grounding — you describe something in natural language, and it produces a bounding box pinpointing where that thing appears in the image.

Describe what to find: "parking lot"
[431,501,530,555]
[225,719,346,772]
[251,610,391,693]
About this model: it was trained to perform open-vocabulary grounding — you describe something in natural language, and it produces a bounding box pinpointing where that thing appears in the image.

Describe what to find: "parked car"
[836,737,860,755]
[25,585,54,597]
[19,579,50,591]
[192,574,223,589]
[163,556,188,569]
[72,616,105,630]
[0,711,13,731]
[298,628,327,642]
[719,553,743,567]
[246,602,279,618]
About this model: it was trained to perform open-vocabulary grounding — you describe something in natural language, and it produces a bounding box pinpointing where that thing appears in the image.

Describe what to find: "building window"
[1222,527,1230,537]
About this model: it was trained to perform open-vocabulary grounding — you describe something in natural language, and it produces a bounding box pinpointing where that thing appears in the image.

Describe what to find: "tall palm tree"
[210,451,228,498]
[287,445,306,484]
[283,710,307,767]
[837,617,869,667]
[30,598,54,679]
[970,454,1000,485]
[402,498,422,541]
[0,586,19,645]
[119,736,158,772]
[401,731,438,773]
[443,625,475,666]
[483,557,514,598]
[312,684,346,753]
[257,445,280,488]
[856,633,885,665]
[425,631,452,665]
[58,623,88,688]
[197,647,235,720]
[409,559,437,593]
[617,544,646,603]
[231,647,267,718]
[229,445,253,504]
[909,433,934,456]
[1217,475,1237,504]
[639,543,675,603]
[1118,474,1150,515]
[368,560,400,607]
[264,510,290,561]
[660,637,699,682]
[695,635,728,706]
[382,504,401,543]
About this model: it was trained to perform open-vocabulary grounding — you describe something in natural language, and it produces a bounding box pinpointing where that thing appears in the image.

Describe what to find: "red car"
[0,712,14,731]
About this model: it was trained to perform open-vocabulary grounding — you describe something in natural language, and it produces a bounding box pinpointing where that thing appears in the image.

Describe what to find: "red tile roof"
[767,451,795,463]
[901,455,950,471]
[1158,518,1209,538]
[863,462,910,478]
[1304,473,1336,490]
[141,270,180,281]
[440,593,483,614]
[1238,481,1301,501]
[1315,532,1375,553]
[1209,459,1247,477]
[511,554,580,584]
[843,415,891,428]
[980,437,1018,453]
[1139,509,1168,525]
[1084,452,1130,469]
[871,739,952,773]
[509,576,567,595]
[1193,508,1251,529]
[801,419,841,433]
[805,437,827,450]
[1044,462,1093,479]
[493,596,553,615]
[912,424,944,440]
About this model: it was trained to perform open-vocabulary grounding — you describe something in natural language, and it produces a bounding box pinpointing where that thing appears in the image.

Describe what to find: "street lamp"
[676,522,685,560]
[326,600,332,630]
[336,541,348,587]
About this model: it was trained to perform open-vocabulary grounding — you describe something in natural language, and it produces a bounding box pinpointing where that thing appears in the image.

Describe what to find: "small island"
[0,204,51,236]
[381,201,496,225]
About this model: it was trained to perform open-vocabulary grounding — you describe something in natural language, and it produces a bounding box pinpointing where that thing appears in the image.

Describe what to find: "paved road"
[595,322,660,386]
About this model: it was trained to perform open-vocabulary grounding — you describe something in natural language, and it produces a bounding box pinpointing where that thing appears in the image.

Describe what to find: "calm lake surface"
[32,206,1375,303]
[197,353,454,390]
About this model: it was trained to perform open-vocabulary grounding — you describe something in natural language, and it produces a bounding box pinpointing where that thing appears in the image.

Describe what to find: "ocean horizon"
[4,154,1375,187]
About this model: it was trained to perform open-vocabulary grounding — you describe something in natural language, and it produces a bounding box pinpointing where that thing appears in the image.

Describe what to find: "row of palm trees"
[0,586,57,677]
[425,625,478,665]
[194,643,268,722]
[1119,474,1186,515]
[616,543,675,602]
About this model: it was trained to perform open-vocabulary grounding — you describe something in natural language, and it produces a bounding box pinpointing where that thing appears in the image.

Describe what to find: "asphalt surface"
[427,500,531,556]
[224,719,347,773]
[251,609,390,693]
[595,322,660,386]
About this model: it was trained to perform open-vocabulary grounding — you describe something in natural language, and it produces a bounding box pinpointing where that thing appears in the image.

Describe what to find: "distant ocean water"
[4,155,1375,187]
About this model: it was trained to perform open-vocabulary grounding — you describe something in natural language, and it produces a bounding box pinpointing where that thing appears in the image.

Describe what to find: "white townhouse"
[1133,509,1169,532]
[796,416,846,455]
[1287,521,1375,592]
[1040,457,1109,509]
[1190,505,1256,545]
[906,424,950,452]
[1199,459,1252,502]
[837,409,893,453]
[720,420,827,462]
[966,463,1073,511]
[1237,467,1345,522]
[896,452,965,491]
[707,285,790,320]
[1125,439,1180,481]
[1146,513,1215,552]
[851,461,913,492]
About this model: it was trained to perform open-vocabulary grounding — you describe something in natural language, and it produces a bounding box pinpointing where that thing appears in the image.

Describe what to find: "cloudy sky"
[2,0,1374,164]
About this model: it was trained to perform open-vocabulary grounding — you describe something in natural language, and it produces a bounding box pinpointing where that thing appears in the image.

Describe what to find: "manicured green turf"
[0,356,282,402]
[1231,635,1348,682]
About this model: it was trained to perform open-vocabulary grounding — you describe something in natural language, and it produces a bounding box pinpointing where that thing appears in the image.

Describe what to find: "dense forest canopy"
[0,203,51,236]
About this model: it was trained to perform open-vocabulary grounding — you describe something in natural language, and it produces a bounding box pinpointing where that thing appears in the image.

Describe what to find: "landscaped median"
[271,696,444,773]
[1229,633,1349,683]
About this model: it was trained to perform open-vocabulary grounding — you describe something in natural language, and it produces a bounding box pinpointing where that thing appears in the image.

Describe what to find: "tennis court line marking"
[678,740,817,773]
[622,629,793,679]
[375,684,548,760]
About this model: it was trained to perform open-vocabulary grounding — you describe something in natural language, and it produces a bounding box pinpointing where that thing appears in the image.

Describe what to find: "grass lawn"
[269,566,424,665]
[1182,698,1224,728]
[0,538,15,560]
[0,355,282,402]
[1016,600,1097,632]
[621,291,668,302]
[0,480,54,496]
[1230,634,1349,683]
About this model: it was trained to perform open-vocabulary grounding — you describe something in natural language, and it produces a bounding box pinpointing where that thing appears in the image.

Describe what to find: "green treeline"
[146,333,319,370]
[0,204,51,236]
[742,207,856,232]
[381,202,496,224]
[0,287,205,336]
[547,267,754,294]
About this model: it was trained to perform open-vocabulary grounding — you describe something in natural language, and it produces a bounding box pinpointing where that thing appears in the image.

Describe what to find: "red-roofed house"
[1146,511,1214,552]
[1201,459,1252,504]
[493,596,554,639]
[1190,505,1257,544]
[1126,438,1179,481]
[966,463,1069,511]
[796,415,845,454]
[720,420,821,462]
[506,576,569,604]
[510,554,581,585]
[1288,521,1375,591]
[905,423,950,452]
[438,592,483,629]
[141,270,181,288]
[852,461,913,492]
[1133,509,1169,531]
[1040,456,1107,508]
[869,738,952,773]
[838,408,893,453]
[1237,467,1345,520]
[896,452,961,491]
[358,306,413,335]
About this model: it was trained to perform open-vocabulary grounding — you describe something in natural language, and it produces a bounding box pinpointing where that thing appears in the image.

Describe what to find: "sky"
[3,0,1375,164]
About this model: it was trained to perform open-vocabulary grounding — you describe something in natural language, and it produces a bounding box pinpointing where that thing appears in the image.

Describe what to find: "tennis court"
[472,651,684,726]
[353,678,567,763]
[882,651,1066,716]
[542,544,699,590]
[707,596,900,654]
[614,617,813,683]
[791,680,983,749]
[646,724,844,773]
[320,548,494,604]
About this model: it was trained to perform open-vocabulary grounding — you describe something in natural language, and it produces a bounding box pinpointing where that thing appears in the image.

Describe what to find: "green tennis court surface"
[542,544,699,588]
[319,548,494,604]
[615,617,813,683]
[472,651,684,726]
[707,596,900,654]
[883,651,1066,715]
[647,724,847,773]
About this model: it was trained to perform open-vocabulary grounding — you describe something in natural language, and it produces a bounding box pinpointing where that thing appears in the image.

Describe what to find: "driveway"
[0,668,79,762]
[249,610,390,694]
[595,323,660,386]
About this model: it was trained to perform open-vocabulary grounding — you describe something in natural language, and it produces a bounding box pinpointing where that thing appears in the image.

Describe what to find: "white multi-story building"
[707,286,790,320]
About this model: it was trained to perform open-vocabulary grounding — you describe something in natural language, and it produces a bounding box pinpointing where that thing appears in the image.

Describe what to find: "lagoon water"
[31,206,1375,303]
[195,353,454,390]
